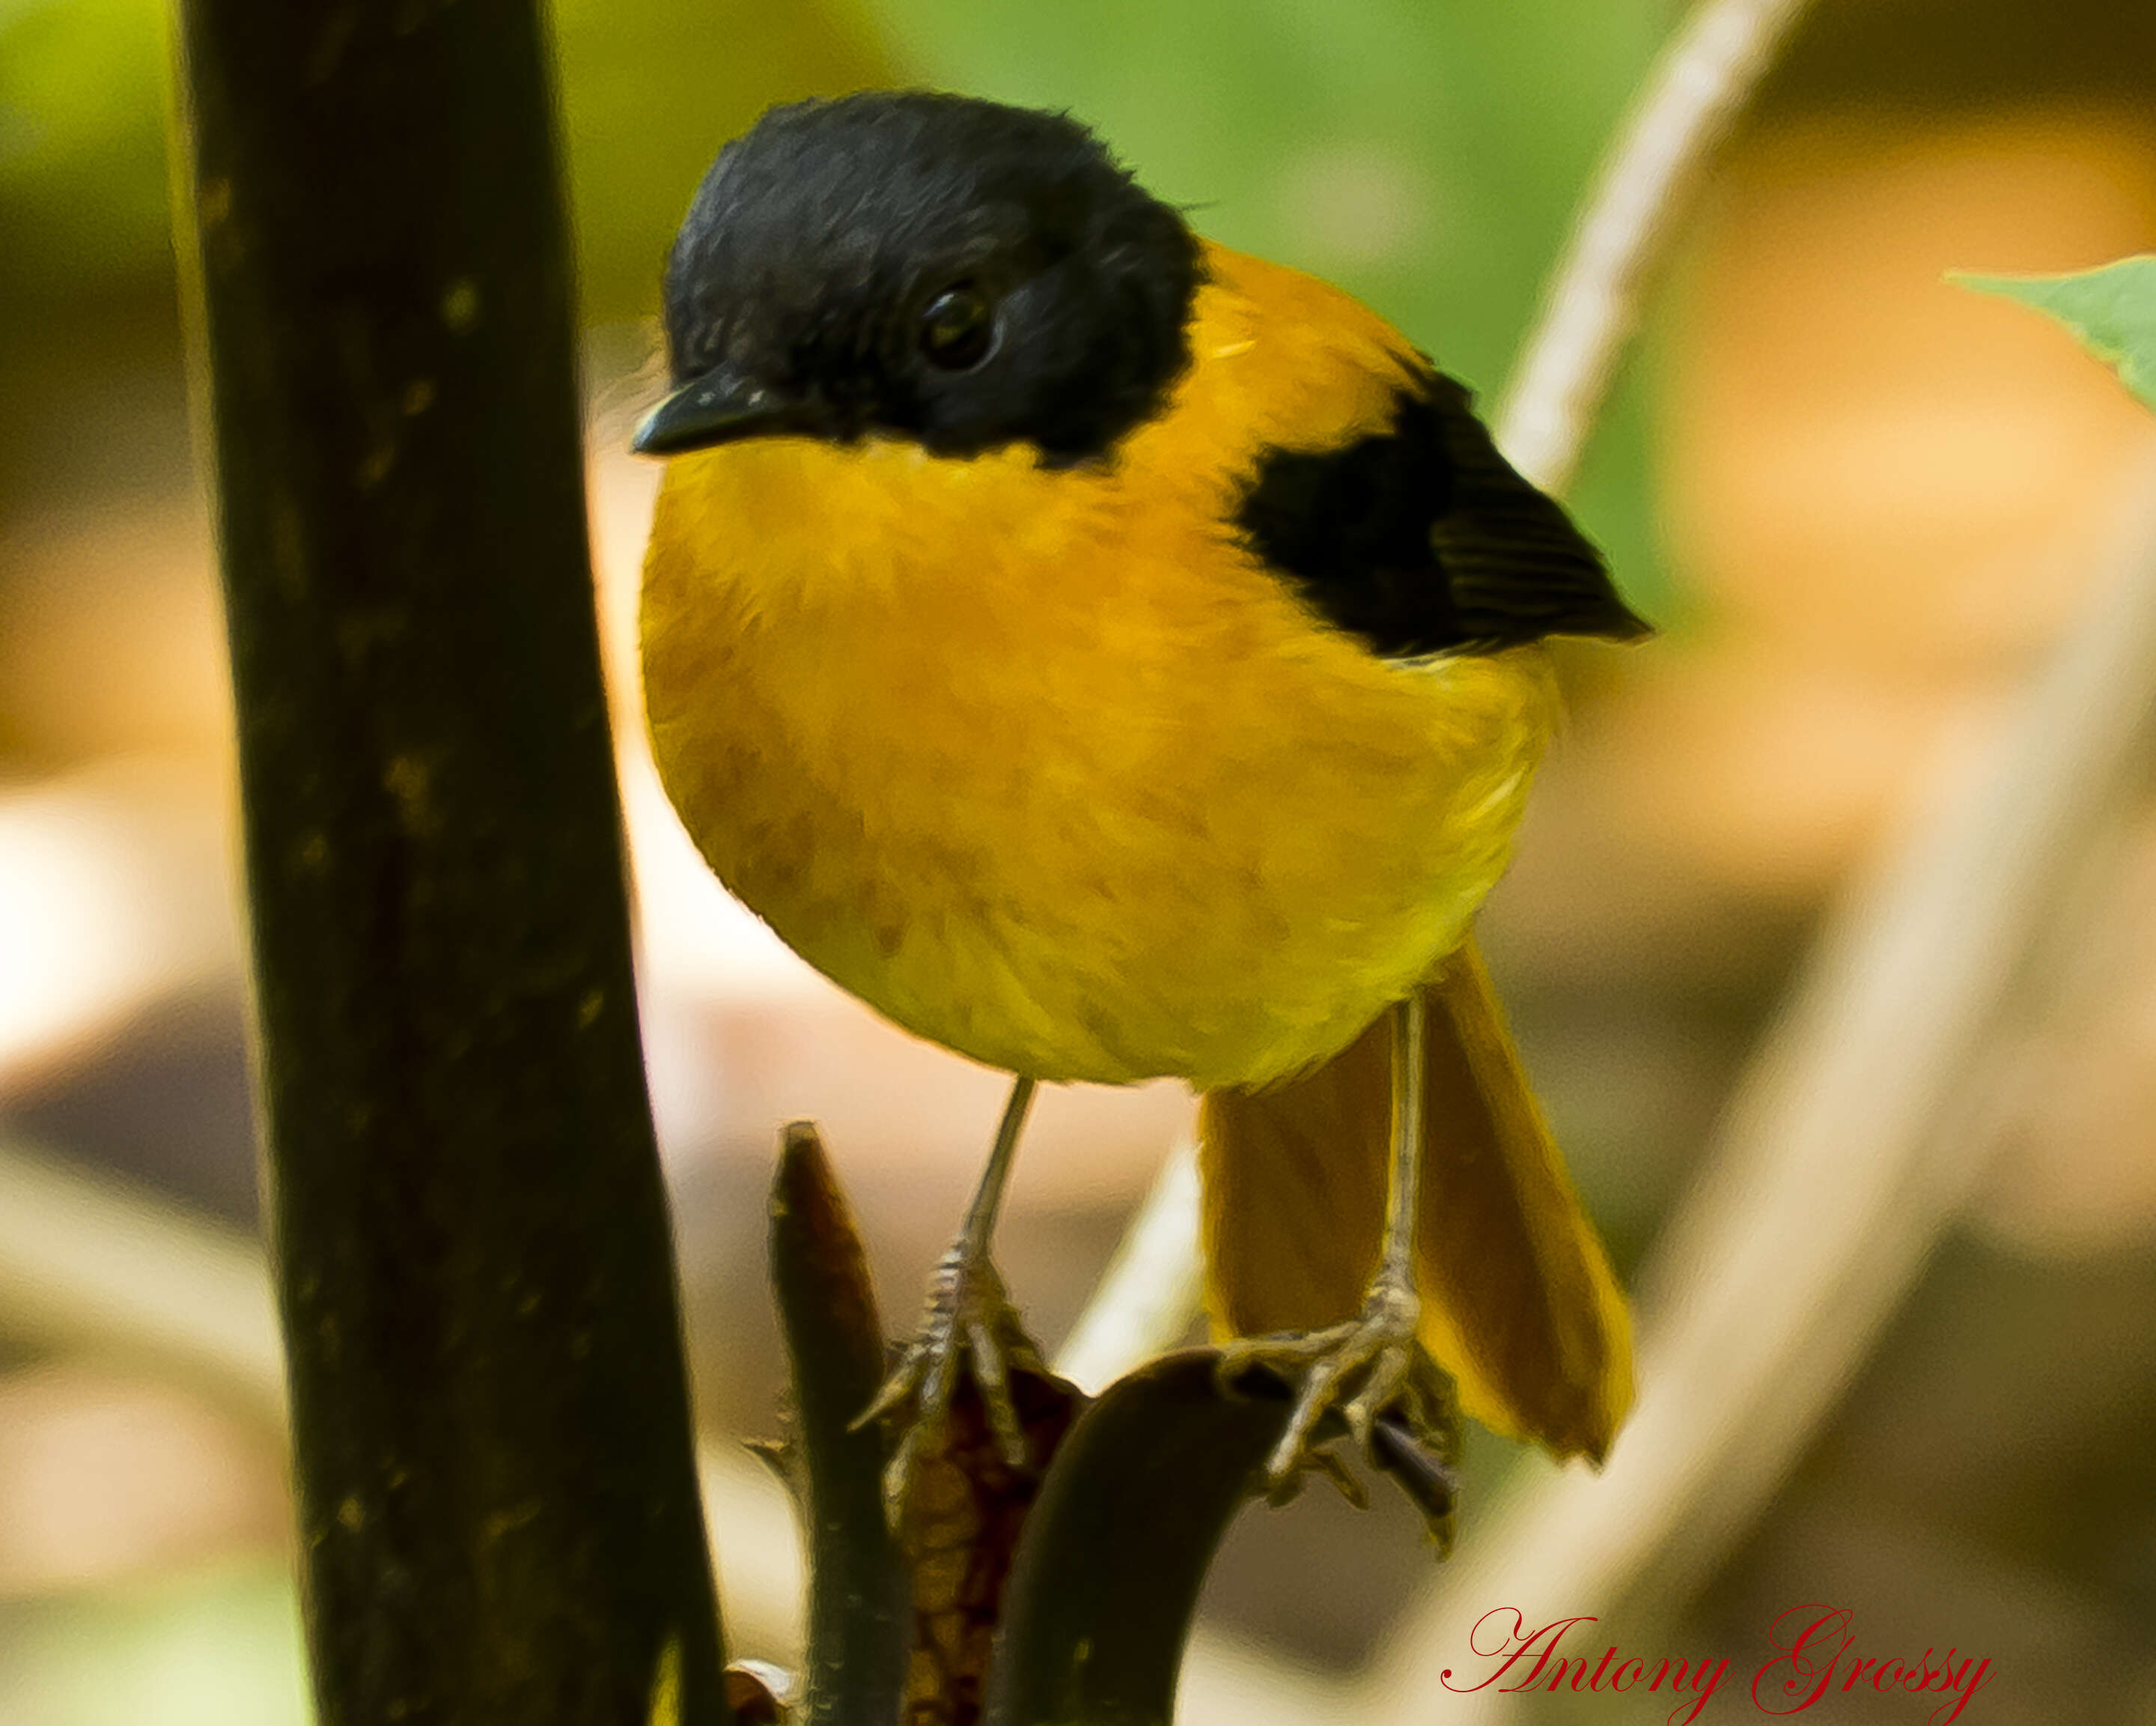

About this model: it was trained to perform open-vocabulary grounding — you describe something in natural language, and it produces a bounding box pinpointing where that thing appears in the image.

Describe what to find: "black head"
[635,92,1202,467]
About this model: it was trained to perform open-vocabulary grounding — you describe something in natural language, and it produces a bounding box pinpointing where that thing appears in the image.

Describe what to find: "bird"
[634,89,1641,1513]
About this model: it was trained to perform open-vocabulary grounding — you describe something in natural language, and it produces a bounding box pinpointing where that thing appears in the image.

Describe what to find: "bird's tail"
[1197,939,1633,1462]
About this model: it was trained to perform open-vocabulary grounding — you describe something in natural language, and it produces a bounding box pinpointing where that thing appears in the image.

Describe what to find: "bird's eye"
[919,285,995,371]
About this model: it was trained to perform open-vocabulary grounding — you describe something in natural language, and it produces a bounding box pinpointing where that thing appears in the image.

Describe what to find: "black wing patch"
[1234,373,1648,659]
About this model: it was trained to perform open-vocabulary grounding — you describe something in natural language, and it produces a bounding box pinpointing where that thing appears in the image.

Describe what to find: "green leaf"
[1954,256,2156,414]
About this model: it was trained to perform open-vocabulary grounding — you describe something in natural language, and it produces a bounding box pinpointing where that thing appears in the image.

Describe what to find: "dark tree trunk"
[170,3,730,1719]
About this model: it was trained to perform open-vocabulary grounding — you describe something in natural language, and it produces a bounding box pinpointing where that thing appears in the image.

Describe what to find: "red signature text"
[1752,1605,1991,1725]
[1440,1607,1991,1722]
[1441,1611,1729,1726]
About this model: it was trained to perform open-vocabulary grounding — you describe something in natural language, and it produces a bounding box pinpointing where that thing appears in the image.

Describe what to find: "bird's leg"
[1219,994,1456,1492]
[856,1075,1045,1518]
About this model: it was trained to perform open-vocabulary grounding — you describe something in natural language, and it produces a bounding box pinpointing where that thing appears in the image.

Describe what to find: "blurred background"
[4,0,2156,1720]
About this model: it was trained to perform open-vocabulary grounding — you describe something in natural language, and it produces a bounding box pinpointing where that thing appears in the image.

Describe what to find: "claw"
[855,1245,1044,1525]
[1293,1442,1369,1511]
[1219,1272,1453,1493]
[966,1311,1033,1469]
[851,1359,916,1433]
[1342,1339,1412,1450]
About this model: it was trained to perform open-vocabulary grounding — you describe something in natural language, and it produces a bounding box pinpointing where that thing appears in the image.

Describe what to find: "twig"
[1493,0,1820,493]
[1372,446,2156,1721]
[1052,1136,1205,1391]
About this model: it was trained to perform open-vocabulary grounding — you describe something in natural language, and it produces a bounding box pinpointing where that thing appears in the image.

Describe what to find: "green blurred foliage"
[0,1562,309,1726]
[0,0,891,316]
[0,0,174,302]
[555,0,891,321]
[874,0,1667,382]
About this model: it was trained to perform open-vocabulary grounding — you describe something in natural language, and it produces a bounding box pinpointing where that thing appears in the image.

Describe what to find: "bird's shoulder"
[1190,246,1648,659]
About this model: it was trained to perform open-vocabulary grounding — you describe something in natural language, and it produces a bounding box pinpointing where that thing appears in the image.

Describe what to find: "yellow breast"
[639,244,1560,1087]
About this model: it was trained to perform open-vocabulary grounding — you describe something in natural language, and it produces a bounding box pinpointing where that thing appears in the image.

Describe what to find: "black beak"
[630,367,830,456]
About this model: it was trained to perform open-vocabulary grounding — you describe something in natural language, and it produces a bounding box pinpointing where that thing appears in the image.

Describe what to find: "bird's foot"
[1218,1273,1455,1495]
[855,1245,1046,1525]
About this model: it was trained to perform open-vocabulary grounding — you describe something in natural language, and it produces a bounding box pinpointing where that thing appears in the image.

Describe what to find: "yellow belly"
[639,247,1562,1087]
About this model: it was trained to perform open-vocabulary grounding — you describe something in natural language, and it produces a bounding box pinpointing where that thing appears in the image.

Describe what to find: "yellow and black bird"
[635,91,1641,1506]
